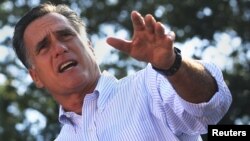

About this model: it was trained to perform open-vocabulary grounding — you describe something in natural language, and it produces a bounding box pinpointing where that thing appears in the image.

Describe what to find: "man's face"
[24,13,100,96]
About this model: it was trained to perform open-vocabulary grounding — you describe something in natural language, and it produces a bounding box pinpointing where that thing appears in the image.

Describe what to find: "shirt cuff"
[177,61,232,117]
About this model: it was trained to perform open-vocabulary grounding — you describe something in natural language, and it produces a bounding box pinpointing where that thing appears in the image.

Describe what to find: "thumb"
[106,37,131,54]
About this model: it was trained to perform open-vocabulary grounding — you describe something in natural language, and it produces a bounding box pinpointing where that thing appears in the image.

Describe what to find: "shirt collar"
[58,70,117,123]
[94,70,117,111]
[58,106,75,125]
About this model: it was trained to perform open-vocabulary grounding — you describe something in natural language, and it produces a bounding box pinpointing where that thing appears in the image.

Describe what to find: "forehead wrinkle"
[24,13,73,51]
[35,27,73,51]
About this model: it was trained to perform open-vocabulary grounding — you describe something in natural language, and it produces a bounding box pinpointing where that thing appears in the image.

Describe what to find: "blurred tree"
[0,0,249,141]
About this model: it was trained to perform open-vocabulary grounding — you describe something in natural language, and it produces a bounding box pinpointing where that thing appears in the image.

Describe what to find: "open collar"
[94,70,118,112]
[58,71,118,123]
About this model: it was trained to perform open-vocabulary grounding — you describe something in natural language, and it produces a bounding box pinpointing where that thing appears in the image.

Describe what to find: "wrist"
[152,47,182,76]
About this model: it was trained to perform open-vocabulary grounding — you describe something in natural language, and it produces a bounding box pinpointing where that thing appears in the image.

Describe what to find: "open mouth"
[58,60,77,73]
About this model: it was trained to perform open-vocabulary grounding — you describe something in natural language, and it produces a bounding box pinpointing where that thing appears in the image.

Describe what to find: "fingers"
[132,11,157,34]
[109,11,175,54]
[145,14,156,33]
[166,31,176,41]
[131,11,145,31]
[106,37,131,53]
[155,22,165,37]
[132,11,174,40]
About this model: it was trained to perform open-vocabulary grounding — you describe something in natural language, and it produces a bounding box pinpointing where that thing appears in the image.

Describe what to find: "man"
[12,3,232,141]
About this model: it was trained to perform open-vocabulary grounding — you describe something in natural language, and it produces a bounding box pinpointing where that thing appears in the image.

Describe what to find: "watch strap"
[152,47,182,76]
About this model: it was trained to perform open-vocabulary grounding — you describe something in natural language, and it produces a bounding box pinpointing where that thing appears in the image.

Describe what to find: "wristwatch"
[152,47,182,76]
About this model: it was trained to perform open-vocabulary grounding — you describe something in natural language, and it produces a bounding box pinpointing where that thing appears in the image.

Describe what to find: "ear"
[29,68,44,88]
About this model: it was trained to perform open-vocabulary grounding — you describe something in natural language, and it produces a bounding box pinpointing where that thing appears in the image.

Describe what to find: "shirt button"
[65,113,71,118]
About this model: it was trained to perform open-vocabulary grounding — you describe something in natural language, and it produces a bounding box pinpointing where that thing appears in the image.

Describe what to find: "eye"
[62,32,72,37]
[36,38,49,55]
[59,31,75,41]
[38,44,49,55]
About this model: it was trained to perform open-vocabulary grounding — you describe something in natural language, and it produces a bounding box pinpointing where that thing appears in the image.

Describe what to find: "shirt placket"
[82,94,99,141]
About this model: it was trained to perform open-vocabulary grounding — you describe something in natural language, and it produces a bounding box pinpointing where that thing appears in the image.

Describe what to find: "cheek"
[81,49,96,65]
[33,56,52,74]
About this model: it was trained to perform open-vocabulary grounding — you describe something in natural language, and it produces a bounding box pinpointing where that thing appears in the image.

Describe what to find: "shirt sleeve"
[145,62,232,136]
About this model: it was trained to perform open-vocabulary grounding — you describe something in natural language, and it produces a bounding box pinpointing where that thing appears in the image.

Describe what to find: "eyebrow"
[55,27,76,36]
[35,36,49,55]
[34,27,76,55]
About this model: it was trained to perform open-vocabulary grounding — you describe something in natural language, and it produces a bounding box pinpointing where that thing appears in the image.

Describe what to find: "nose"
[53,41,68,58]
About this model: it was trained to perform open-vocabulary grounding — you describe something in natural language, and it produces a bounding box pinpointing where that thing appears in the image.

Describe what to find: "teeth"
[59,61,74,72]
[60,61,72,70]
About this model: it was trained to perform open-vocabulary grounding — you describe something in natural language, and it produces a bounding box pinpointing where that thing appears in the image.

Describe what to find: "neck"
[60,93,85,114]
[53,75,100,115]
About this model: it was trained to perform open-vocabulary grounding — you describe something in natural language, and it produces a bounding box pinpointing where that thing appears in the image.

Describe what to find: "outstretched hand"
[106,11,176,69]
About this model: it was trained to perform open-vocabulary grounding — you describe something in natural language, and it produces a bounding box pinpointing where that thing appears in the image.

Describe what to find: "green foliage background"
[0,0,249,140]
